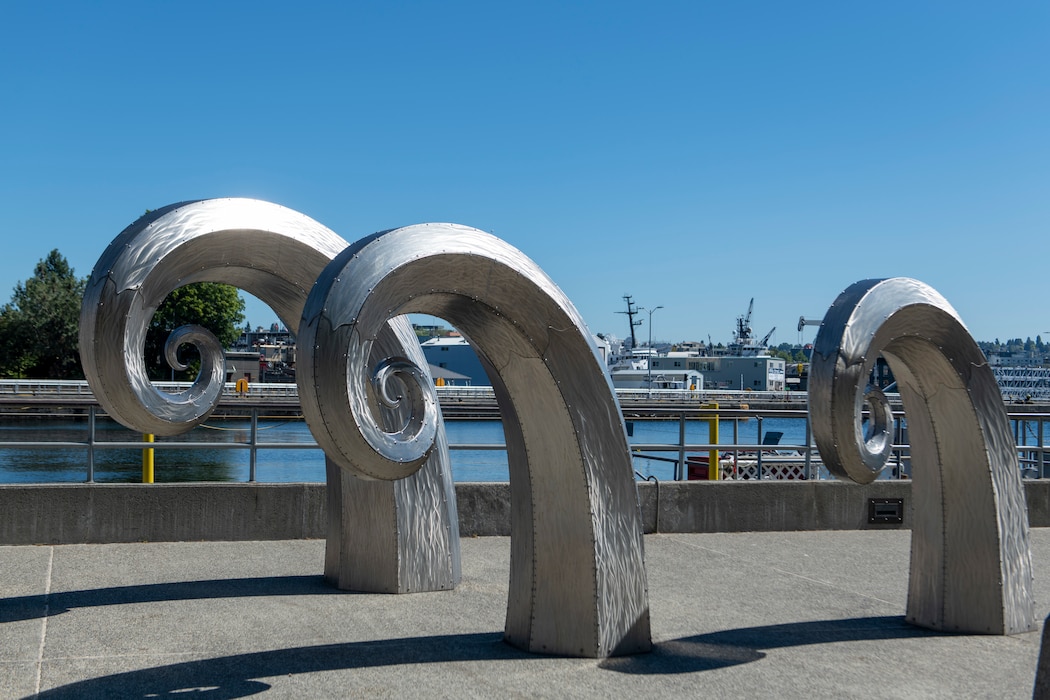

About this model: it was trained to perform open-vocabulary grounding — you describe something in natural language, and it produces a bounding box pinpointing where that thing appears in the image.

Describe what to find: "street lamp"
[647,305,663,396]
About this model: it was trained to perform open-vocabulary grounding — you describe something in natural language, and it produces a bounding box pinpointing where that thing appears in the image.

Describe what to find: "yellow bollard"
[703,403,720,480]
[142,433,155,483]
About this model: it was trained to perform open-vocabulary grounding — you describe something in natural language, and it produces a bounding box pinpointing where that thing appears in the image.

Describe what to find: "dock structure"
[995,365,1050,402]
[0,381,815,417]
[4,378,1050,416]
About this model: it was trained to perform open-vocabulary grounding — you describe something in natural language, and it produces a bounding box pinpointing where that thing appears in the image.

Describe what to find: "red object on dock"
[687,455,710,480]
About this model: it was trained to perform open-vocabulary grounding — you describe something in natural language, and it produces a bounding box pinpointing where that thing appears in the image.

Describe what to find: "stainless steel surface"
[297,223,651,657]
[79,198,460,595]
[810,277,1035,634]
[324,313,460,592]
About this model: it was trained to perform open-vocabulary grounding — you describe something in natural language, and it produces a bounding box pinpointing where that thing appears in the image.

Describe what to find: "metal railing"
[0,379,809,406]
[0,380,1047,483]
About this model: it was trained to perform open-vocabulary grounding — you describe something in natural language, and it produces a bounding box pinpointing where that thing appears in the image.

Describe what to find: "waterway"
[3,414,1045,484]
[0,416,812,484]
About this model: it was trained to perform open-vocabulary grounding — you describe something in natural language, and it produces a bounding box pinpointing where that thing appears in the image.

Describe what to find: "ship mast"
[734,298,755,348]
[618,294,643,349]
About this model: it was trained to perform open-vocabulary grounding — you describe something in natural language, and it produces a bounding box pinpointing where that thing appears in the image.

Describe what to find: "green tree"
[770,343,810,364]
[0,250,86,379]
[145,283,246,380]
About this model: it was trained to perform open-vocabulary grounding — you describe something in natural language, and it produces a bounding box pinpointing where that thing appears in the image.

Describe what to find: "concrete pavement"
[3,530,1049,698]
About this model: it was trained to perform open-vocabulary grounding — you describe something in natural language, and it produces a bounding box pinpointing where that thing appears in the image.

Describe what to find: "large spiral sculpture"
[80,202,650,658]
[79,198,461,595]
[809,278,1034,634]
[296,223,651,657]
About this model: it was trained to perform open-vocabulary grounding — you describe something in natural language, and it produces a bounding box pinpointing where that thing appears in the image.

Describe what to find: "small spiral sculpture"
[809,278,1034,634]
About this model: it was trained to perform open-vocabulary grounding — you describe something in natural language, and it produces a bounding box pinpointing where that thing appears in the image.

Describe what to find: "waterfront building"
[228,325,297,383]
[225,350,266,383]
[222,316,1047,400]
[610,368,704,391]
[234,324,295,350]
[421,336,490,386]
[648,354,786,391]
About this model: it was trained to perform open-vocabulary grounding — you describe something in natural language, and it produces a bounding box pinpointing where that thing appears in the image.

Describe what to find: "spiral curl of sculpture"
[79,199,353,434]
[809,278,1034,634]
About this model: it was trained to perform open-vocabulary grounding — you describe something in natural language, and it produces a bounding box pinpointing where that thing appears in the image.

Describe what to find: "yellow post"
[703,403,720,480]
[142,433,155,483]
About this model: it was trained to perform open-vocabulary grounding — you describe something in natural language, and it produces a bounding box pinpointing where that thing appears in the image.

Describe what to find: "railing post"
[732,418,739,475]
[804,414,814,480]
[756,416,764,480]
[249,407,258,482]
[676,412,686,481]
[1040,416,1046,479]
[86,405,96,483]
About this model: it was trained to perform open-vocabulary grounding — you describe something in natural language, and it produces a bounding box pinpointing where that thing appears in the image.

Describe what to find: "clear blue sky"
[2,2,1046,347]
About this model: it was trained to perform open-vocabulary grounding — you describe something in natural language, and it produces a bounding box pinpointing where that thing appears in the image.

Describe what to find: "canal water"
[0,416,812,484]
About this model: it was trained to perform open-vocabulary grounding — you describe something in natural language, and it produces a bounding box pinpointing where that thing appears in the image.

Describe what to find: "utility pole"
[646,305,663,396]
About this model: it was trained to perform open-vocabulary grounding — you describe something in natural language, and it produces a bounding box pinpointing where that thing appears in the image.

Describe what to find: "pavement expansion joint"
[32,545,54,697]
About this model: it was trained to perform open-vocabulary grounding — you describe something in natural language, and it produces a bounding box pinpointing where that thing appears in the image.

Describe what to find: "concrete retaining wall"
[0,483,326,545]
[3,480,1050,545]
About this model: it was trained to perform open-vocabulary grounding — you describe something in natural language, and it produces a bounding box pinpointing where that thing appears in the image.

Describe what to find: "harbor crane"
[798,316,822,343]
[731,298,775,354]
[798,316,822,332]
[735,298,755,346]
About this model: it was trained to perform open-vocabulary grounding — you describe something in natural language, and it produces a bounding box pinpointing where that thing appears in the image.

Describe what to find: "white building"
[420,336,489,386]
[649,354,786,391]
[609,369,704,391]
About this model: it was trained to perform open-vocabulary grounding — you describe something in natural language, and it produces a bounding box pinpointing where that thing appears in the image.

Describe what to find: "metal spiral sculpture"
[80,201,1037,657]
[297,223,652,657]
[80,202,649,657]
[809,278,1034,634]
[79,198,460,594]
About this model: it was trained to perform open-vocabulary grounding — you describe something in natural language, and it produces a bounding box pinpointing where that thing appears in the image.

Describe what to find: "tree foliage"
[145,283,246,380]
[771,342,810,363]
[0,247,247,382]
[0,250,86,379]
